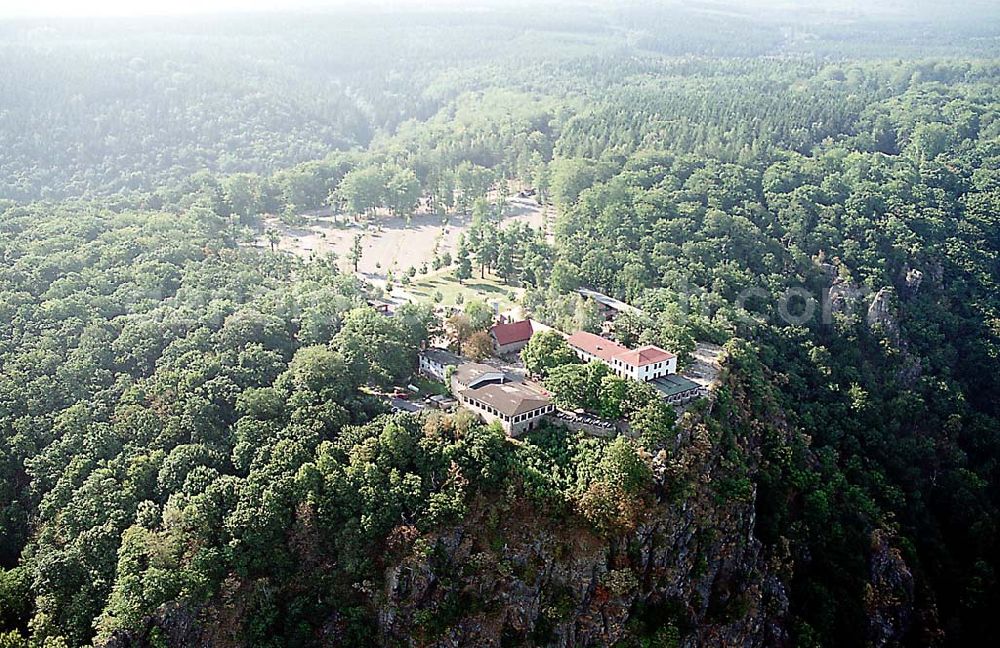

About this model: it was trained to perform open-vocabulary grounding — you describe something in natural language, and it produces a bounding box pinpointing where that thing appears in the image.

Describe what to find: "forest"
[1,1,999,646]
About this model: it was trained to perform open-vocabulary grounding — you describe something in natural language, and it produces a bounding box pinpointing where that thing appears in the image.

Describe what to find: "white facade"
[608,355,676,381]
[418,355,446,381]
[568,334,677,383]
[456,392,554,435]
[418,349,461,382]
[571,347,601,365]
[448,362,554,436]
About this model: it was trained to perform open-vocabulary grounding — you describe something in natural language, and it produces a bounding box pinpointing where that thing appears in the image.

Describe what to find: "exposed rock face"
[903,268,924,294]
[378,482,787,647]
[867,288,898,339]
[378,382,790,647]
[865,530,915,648]
[828,276,867,316]
[105,603,203,648]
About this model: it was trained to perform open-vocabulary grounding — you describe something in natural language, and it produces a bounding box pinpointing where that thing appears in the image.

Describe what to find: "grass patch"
[411,376,450,397]
[407,269,521,310]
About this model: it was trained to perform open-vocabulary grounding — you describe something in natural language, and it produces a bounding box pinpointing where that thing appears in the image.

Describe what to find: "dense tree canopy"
[1,2,999,647]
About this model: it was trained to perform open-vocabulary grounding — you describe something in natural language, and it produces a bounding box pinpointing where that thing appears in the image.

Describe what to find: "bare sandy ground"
[254,197,550,278]
[685,341,724,389]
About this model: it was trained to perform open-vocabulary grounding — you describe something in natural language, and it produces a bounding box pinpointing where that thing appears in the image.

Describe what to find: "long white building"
[567,331,676,381]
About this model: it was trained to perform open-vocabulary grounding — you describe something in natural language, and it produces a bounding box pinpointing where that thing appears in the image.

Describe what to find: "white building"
[418,348,463,382]
[567,331,677,381]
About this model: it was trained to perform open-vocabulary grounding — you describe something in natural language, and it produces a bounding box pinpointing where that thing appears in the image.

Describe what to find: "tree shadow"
[464,281,509,295]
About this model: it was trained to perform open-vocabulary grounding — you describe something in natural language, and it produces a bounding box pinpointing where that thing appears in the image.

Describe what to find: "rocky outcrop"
[817,261,838,281]
[378,484,787,647]
[903,268,924,294]
[828,276,867,315]
[377,374,790,647]
[105,602,204,648]
[865,530,915,648]
[866,287,899,340]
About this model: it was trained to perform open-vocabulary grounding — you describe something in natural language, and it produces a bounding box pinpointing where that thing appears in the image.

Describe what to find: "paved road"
[389,398,424,413]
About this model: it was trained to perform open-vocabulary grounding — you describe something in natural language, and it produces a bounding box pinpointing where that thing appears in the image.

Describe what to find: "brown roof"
[460,381,550,417]
[568,331,675,368]
[490,320,534,346]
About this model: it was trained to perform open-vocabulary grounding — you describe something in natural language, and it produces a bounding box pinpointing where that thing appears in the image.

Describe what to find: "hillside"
[1,2,999,647]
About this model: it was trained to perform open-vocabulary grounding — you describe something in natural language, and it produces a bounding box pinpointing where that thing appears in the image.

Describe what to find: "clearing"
[684,342,725,390]
[405,269,523,313]
[253,196,550,279]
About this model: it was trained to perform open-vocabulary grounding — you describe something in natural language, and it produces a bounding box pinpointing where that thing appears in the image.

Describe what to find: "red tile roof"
[567,331,627,363]
[491,320,534,346]
[568,332,675,368]
[614,345,676,367]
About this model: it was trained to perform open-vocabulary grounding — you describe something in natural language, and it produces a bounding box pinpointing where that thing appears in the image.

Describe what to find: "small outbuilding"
[490,319,535,355]
[651,374,705,405]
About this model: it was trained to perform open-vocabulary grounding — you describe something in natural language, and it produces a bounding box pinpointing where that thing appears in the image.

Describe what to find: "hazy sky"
[0,1,480,18]
[1,0,993,19]
[2,1,315,17]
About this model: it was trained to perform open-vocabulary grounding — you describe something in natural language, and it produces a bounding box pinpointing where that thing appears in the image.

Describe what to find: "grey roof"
[452,362,503,387]
[420,347,463,367]
[651,374,702,398]
[577,287,642,314]
[461,381,550,417]
[389,398,423,413]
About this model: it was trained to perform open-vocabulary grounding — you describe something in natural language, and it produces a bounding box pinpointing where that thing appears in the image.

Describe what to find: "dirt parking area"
[254,197,550,279]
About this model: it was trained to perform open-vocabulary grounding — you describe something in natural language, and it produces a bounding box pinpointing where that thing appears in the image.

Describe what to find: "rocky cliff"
[373,355,931,647]
[375,362,794,647]
[106,356,927,648]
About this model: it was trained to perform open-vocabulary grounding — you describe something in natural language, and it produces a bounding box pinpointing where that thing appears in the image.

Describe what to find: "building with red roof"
[490,319,535,354]
[567,331,676,382]
[566,331,625,363]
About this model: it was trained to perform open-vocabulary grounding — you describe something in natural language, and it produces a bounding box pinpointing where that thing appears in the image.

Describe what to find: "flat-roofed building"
[576,287,642,321]
[650,374,705,405]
